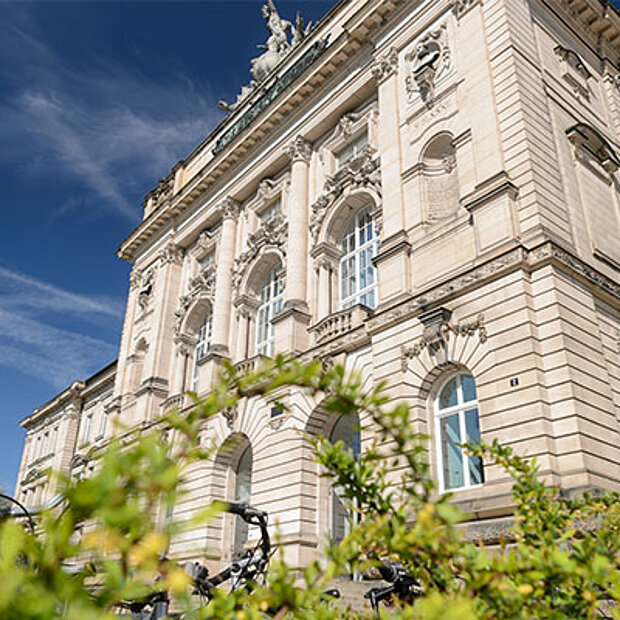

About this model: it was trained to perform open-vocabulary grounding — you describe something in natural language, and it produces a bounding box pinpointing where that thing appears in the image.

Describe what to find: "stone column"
[311,241,340,321]
[233,295,259,362]
[283,135,312,310]
[171,337,192,395]
[371,47,412,305]
[211,198,240,356]
[273,137,312,354]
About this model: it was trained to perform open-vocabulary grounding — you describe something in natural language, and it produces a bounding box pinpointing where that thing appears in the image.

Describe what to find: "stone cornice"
[301,241,620,361]
[21,381,85,430]
[545,0,620,58]
[117,0,405,264]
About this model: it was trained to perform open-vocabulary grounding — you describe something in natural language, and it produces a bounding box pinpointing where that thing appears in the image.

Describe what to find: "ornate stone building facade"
[16,0,620,571]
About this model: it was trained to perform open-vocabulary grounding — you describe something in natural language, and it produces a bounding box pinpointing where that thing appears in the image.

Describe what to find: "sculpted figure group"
[219,0,312,112]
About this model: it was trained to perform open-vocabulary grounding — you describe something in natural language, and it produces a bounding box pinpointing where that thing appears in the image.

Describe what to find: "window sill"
[439,482,484,495]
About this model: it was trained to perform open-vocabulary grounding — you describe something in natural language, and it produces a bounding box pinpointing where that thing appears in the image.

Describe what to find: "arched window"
[339,208,379,309]
[191,313,212,392]
[256,267,284,357]
[435,373,484,491]
[232,445,253,558]
[329,413,361,545]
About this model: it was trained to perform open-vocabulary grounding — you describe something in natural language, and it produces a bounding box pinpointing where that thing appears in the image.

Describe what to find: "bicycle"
[117,501,273,619]
[363,559,422,616]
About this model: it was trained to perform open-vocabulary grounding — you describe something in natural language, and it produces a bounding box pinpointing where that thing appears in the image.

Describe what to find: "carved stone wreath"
[232,212,288,292]
[309,148,382,248]
[174,263,216,336]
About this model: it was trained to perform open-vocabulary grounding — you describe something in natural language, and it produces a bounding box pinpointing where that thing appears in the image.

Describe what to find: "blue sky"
[0,0,336,494]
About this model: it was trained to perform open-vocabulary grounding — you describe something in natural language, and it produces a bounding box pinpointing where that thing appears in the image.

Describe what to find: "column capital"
[158,242,184,266]
[284,135,312,163]
[371,47,398,83]
[220,197,241,220]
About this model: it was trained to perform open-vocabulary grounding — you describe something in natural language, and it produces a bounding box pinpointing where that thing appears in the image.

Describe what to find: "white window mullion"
[435,413,445,492]
[459,408,470,488]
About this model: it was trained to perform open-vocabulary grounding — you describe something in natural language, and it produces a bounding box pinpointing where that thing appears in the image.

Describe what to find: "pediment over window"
[566,123,620,173]
[22,467,44,485]
[554,45,592,98]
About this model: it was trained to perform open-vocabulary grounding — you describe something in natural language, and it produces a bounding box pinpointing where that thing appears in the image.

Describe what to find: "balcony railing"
[309,304,373,346]
[161,393,186,414]
[233,355,262,375]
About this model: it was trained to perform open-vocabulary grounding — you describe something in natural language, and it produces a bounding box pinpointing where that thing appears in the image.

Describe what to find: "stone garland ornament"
[405,24,451,106]
[129,268,142,290]
[69,453,89,470]
[401,311,487,371]
[310,147,382,246]
[218,0,313,112]
[232,212,288,291]
[222,404,238,430]
[21,467,43,486]
[450,0,479,18]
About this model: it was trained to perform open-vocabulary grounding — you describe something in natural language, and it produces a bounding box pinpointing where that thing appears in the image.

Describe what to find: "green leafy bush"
[1,357,618,618]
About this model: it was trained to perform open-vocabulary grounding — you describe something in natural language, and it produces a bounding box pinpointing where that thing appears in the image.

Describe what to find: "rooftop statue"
[218,0,312,112]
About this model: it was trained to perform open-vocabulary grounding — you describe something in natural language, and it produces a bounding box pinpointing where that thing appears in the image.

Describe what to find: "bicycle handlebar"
[226,502,267,522]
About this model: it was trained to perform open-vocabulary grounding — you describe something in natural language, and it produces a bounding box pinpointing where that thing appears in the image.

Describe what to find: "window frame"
[255,267,284,357]
[434,372,484,493]
[335,131,369,169]
[328,413,361,546]
[338,208,379,310]
[191,312,213,393]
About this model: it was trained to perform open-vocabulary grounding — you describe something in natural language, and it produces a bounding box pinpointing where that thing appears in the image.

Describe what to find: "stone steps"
[327,578,389,614]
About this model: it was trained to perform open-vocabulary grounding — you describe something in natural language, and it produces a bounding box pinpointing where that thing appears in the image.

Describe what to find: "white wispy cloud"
[0,8,222,222]
[0,266,123,389]
[0,320,117,391]
[0,266,125,319]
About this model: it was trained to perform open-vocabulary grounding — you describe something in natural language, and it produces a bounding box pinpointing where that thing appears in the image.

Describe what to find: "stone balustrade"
[161,393,186,414]
[309,304,373,346]
[234,355,261,375]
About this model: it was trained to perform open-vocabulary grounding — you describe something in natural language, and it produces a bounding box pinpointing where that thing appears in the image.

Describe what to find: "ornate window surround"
[318,101,378,176]
[310,136,382,323]
[189,226,219,275]
[245,175,290,228]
